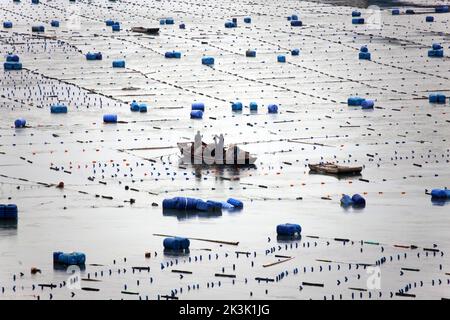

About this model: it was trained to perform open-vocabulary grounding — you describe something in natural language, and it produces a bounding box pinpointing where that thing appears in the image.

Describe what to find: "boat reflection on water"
[163,208,223,220]
[163,249,190,257]
[277,234,302,243]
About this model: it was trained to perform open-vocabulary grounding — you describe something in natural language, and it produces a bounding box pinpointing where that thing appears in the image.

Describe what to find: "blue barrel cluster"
[340,194,366,208]
[112,60,125,68]
[3,21,13,28]
[277,223,302,236]
[277,55,286,63]
[165,51,182,59]
[225,21,237,28]
[202,56,214,65]
[103,114,118,123]
[231,101,243,111]
[291,48,300,56]
[14,118,26,128]
[428,43,444,58]
[51,20,60,27]
[435,6,449,13]
[53,252,86,265]
[429,93,446,104]
[0,204,18,220]
[50,104,68,114]
[4,54,22,71]
[287,14,299,21]
[165,18,174,25]
[163,197,244,211]
[111,22,120,31]
[359,45,371,60]
[431,189,450,200]
[86,52,102,60]
[268,104,278,114]
[291,20,302,27]
[246,50,256,57]
[163,237,190,251]
[31,25,45,32]
[191,102,204,119]
[130,100,147,112]
[105,19,115,26]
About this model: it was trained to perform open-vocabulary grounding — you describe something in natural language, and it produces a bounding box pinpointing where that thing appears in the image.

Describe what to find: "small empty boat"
[309,163,362,175]
[131,27,160,35]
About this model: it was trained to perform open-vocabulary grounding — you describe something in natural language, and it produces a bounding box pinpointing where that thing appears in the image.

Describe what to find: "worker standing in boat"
[214,134,224,164]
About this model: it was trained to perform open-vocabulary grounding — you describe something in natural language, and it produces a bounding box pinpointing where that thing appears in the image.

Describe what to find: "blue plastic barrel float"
[347,96,365,106]
[277,55,286,63]
[249,102,258,111]
[191,102,205,111]
[159,19,165,25]
[268,104,279,113]
[4,62,22,70]
[246,50,256,57]
[163,237,190,251]
[291,48,300,56]
[431,189,450,199]
[351,194,366,208]
[112,60,125,68]
[352,18,365,24]
[291,15,299,21]
[86,52,102,60]
[31,25,45,32]
[3,21,13,28]
[428,49,444,58]
[290,20,302,27]
[227,198,243,209]
[359,52,371,60]
[105,19,115,26]
[340,194,353,207]
[139,104,147,113]
[276,223,302,236]
[426,16,434,22]
[103,114,117,123]
[51,20,60,27]
[231,101,243,111]
[435,6,449,13]
[352,11,361,17]
[179,23,186,29]
[244,17,251,23]
[360,45,369,53]
[202,56,214,65]
[165,51,181,59]
[32,0,39,4]
[405,9,415,15]
[0,204,18,220]
[6,54,19,62]
[14,118,26,128]
[206,200,223,210]
[130,100,139,111]
[112,23,120,31]
[361,99,374,109]
[190,110,203,119]
[165,18,174,25]
[50,104,68,114]
[392,9,400,15]
[53,252,86,265]
[225,21,236,28]
[429,93,446,104]
[163,197,200,211]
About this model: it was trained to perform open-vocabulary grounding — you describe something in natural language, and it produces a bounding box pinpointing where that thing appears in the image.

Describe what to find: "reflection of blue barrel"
[190,110,203,119]
[227,198,243,209]
[352,194,366,208]
[163,237,190,251]
[14,118,26,128]
[103,114,117,123]
[277,223,302,236]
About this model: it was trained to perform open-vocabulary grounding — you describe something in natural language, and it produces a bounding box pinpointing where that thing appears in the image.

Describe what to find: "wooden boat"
[308,163,362,175]
[131,27,160,35]
[177,142,257,166]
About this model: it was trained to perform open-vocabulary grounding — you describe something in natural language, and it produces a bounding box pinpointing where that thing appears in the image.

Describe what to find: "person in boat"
[193,131,203,164]
[214,134,224,164]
